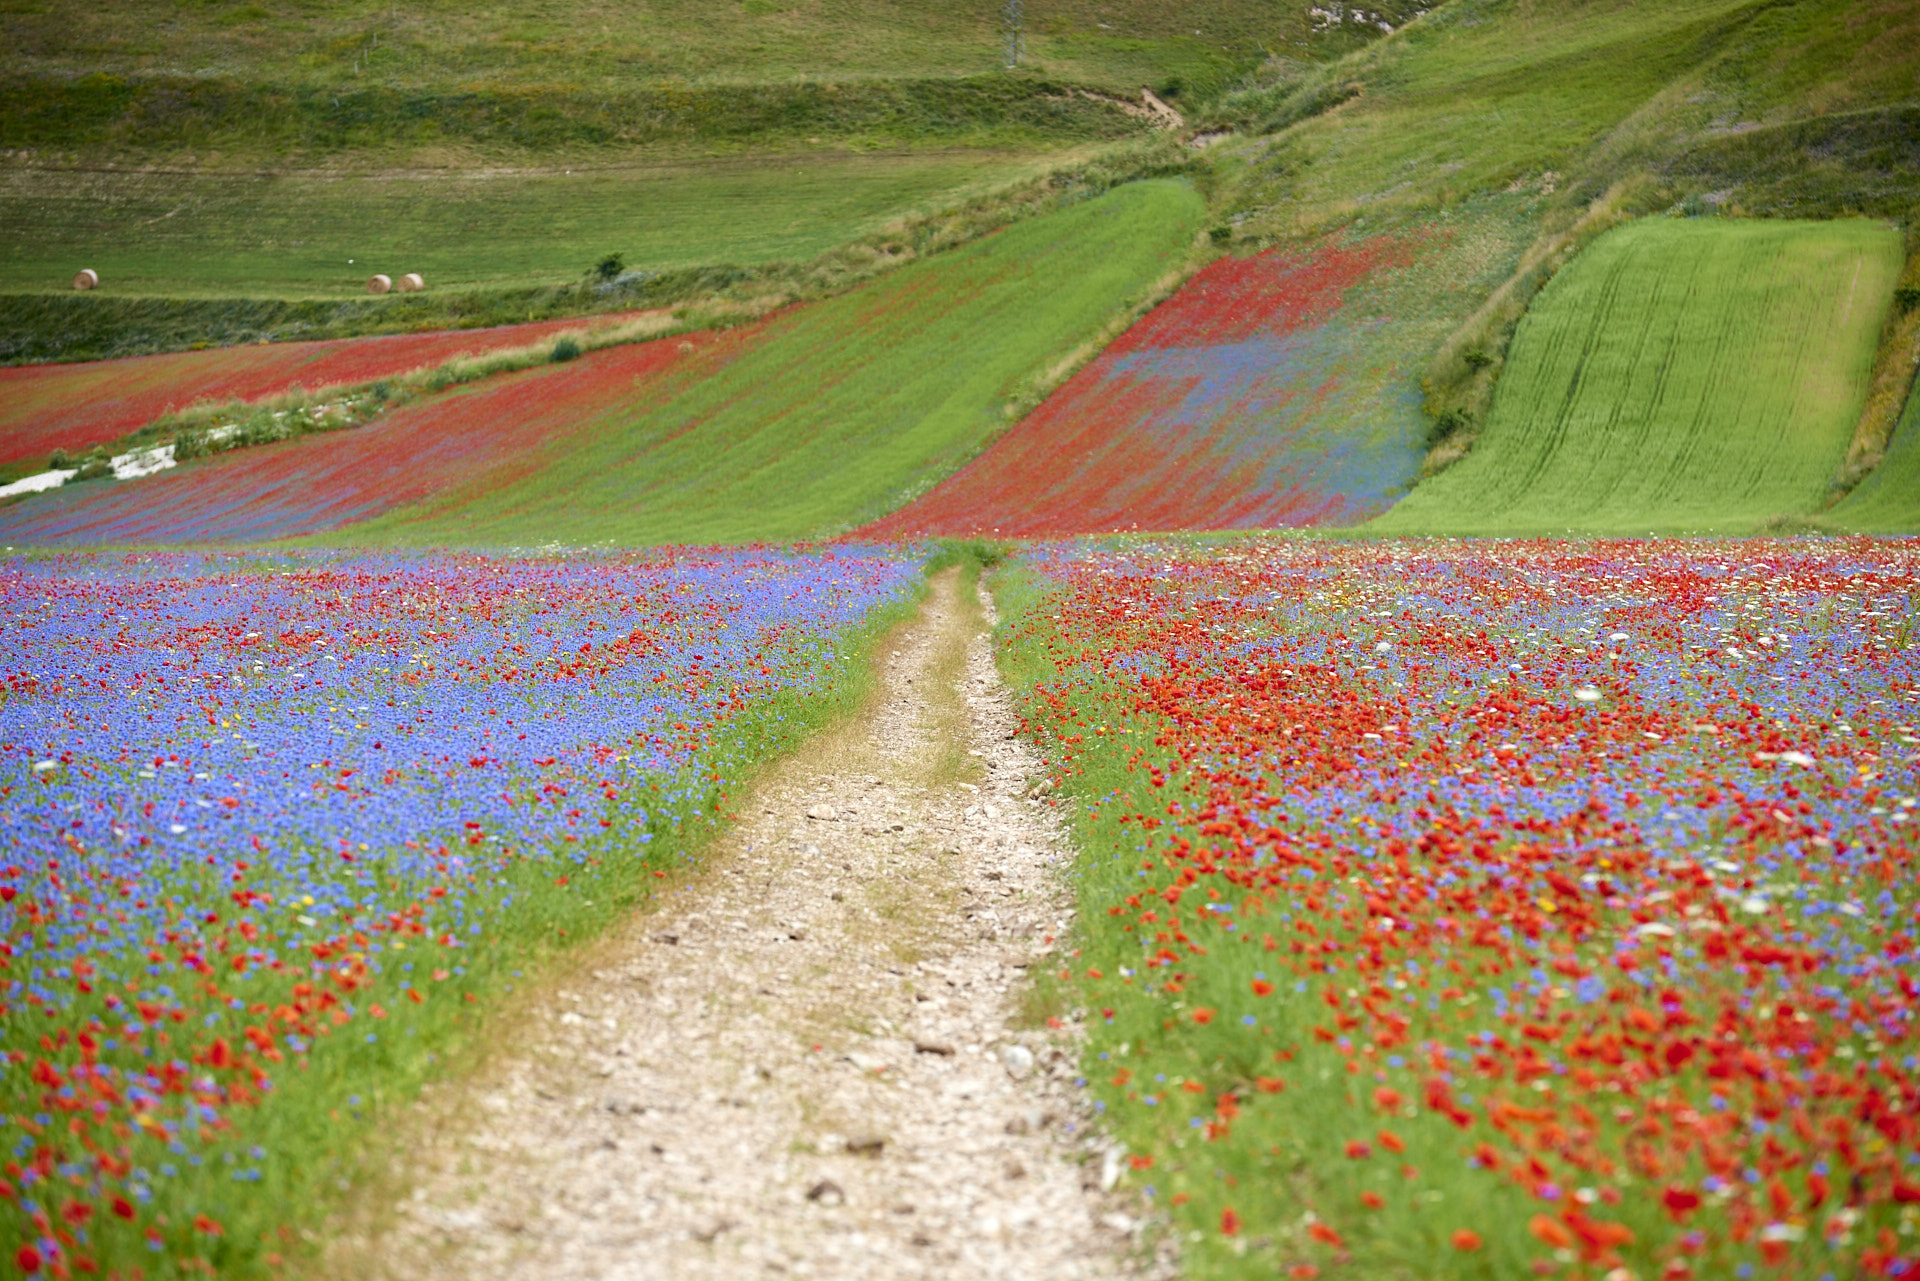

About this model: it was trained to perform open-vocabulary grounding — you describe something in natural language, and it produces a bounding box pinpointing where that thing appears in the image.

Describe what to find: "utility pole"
[1002,0,1024,69]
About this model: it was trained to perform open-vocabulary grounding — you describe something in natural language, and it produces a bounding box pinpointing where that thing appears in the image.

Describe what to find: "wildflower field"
[999,537,1920,1280]
[0,546,919,1276]
[865,204,1534,540]
[863,235,1428,537]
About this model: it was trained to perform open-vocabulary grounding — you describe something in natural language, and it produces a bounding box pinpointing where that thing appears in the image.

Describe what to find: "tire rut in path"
[356,570,1168,1280]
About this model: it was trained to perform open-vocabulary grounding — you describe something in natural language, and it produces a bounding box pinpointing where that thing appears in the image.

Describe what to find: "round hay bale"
[399,272,425,293]
[72,268,98,291]
[367,274,392,295]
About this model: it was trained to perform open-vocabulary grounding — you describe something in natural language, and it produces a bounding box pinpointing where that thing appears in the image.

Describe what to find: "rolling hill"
[0,181,1204,547]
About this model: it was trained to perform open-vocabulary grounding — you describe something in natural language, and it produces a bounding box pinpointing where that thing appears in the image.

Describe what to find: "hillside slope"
[0,311,653,470]
[0,152,1042,301]
[1829,379,1920,533]
[861,230,1452,537]
[1370,217,1901,536]
[0,180,1203,548]
[335,179,1204,547]
[0,330,743,546]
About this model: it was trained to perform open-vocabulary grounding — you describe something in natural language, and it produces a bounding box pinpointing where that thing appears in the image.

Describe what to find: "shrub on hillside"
[551,336,582,362]
[67,448,113,483]
[1427,406,1472,448]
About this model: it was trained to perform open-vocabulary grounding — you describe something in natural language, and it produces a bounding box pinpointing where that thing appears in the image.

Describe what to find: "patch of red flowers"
[1013,537,1920,1277]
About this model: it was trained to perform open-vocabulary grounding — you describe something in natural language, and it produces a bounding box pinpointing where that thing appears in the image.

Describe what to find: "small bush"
[1208,225,1233,245]
[550,336,582,362]
[68,448,113,483]
[1463,348,1494,372]
[1897,285,1920,315]
[1427,407,1473,448]
[48,448,70,470]
[172,429,210,461]
[1156,75,1184,100]
[594,253,626,283]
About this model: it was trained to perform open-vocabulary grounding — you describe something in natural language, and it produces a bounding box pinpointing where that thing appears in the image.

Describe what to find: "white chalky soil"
[352,572,1169,1280]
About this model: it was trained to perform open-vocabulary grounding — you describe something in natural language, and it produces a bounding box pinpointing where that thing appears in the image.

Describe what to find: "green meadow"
[0,150,1065,298]
[1370,217,1902,536]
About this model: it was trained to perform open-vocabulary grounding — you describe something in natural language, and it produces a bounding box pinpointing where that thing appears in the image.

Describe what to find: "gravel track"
[349,570,1169,1280]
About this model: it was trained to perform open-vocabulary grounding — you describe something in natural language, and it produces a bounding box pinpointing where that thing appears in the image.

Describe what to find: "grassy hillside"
[0,151,1060,299]
[1194,0,1917,507]
[342,179,1205,546]
[1369,217,1901,536]
[0,0,1413,104]
[1205,0,1918,239]
[0,0,1431,167]
[0,135,1187,363]
[1829,376,1920,532]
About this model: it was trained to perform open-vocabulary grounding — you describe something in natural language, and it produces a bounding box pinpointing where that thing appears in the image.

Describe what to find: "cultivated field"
[0,329,742,546]
[864,207,1532,537]
[0,152,1056,300]
[348,179,1206,546]
[0,311,656,472]
[1372,218,1902,535]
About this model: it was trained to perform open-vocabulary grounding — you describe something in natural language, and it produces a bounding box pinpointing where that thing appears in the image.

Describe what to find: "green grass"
[0,72,1150,159]
[1206,0,1919,241]
[1369,216,1902,536]
[0,0,1410,167]
[0,136,1190,363]
[1207,0,1773,237]
[334,178,1205,546]
[1830,370,1920,532]
[1194,0,1917,460]
[0,0,1379,100]
[0,150,1066,298]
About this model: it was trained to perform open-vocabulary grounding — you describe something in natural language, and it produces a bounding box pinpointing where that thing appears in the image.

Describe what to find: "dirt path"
[351,571,1169,1280]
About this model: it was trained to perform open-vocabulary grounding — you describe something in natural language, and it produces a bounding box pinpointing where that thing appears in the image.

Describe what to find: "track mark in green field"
[1371,218,1902,536]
